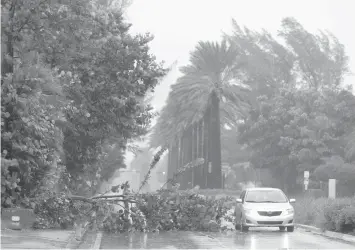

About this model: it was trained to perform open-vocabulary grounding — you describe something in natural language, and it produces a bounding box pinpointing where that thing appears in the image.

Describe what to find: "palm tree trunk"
[196,119,203,187]
[203,106,210,189]
[209,90,222,188]
[192,122,199,187]
[181,129,189,190]
[192,124,196,187]
[186,126,193,188]
[177,137,182,188]
[166,144,173,189]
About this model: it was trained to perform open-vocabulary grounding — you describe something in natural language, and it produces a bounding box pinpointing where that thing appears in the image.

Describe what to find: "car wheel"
[279,226,286,231]
[287,226,294,232]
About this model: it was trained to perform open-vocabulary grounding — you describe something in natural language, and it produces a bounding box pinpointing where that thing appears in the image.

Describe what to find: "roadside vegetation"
[295,195,355,235]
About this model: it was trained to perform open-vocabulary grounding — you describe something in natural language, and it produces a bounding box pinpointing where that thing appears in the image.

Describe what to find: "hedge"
[295,196,355,234]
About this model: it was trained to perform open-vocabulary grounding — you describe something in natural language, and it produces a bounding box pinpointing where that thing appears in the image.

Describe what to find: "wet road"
[100,227,355,249]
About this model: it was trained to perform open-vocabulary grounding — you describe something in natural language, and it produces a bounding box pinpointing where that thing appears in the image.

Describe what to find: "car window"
[244,190,288,203]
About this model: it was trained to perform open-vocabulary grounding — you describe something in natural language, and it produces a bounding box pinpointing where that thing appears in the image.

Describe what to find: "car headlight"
[285,208,294,215]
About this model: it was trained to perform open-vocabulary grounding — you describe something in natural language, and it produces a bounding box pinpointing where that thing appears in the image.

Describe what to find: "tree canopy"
[229,18,355,192]
[151,17,355,194]
[150,41,252,148]
[1,0,167,207]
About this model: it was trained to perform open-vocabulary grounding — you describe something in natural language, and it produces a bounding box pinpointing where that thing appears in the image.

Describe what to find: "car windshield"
[245,190,288,203]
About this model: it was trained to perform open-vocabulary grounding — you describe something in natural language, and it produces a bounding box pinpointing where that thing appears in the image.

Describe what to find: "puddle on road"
[100,229,290,249]
[100,228,355,249]
[101,231,201,249]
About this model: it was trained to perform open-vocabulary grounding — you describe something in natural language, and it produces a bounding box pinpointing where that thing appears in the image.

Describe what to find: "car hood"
[243,202,292,210]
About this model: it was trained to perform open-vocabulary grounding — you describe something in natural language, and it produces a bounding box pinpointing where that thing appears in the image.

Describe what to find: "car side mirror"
[236,198,242,203]
[289,198,296,203]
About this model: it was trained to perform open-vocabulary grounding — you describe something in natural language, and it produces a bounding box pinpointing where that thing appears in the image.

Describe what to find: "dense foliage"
[1,0,167,207]
[150,17,355,195]
[295,196,355,234]
[228,18,355,193]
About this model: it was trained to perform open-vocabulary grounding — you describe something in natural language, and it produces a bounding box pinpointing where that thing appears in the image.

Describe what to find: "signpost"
[329,179,336,199]
[304,171,309,191]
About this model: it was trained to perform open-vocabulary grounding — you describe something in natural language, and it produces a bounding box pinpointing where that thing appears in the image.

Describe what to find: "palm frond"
[150,40,253,148]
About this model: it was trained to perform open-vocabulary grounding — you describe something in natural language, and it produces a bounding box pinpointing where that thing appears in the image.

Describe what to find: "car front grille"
[258,211,282,216]
[257,221,283,225]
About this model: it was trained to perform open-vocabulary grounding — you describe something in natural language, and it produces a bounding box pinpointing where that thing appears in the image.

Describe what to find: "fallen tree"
[32,155,236,232]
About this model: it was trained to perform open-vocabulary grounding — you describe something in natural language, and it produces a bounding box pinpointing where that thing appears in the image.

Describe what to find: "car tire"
[287,226,294,232]
[279,226,286,231]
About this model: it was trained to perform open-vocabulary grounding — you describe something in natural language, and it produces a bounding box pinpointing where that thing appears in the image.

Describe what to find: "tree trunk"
[177,137,182,188]
[1,1,16,78]
[195,119,203,187]
[180,129,189,190]
[192,122,199,187]
[167,144,172,189]
[209,91,222,189]
[171,140,179,189]
[192,123,196,187]
[185,126,193,189]
[203,106,210,188]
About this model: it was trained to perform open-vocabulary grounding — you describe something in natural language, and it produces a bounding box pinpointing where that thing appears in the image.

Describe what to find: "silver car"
[234,187,296,232]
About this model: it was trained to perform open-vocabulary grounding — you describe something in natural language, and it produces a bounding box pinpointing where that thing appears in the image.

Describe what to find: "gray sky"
[124,0,355,166]
[126,0,355,110]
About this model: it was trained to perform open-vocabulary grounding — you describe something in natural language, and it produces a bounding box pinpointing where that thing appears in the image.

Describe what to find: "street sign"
[208,162,212,173]
[304,171,309,179]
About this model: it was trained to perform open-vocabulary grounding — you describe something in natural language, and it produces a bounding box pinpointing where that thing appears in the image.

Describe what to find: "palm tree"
[150,40,251,189]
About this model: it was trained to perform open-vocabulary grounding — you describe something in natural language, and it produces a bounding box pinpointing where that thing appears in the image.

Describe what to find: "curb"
[65,221,91,249]
[296,224,355,245]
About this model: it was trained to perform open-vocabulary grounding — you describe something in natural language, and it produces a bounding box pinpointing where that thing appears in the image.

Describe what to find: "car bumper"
[243,213,294,227]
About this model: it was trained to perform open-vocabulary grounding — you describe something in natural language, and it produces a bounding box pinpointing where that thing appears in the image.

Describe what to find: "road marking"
[92,231,103,249]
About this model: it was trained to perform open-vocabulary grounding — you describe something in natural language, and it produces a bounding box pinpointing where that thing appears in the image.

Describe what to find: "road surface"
[100,227,355,249]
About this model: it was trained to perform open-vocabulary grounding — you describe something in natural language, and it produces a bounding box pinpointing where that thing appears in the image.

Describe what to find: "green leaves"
[2,0,167,205]
[60,6,167,192]
[151,40,251,148]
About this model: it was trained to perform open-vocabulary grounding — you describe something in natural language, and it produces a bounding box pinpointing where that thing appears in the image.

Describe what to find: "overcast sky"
[123,0,355,166]
[126,0,355,110]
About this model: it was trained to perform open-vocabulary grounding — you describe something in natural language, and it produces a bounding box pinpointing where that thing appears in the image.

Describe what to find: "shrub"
[320,198,355,232]
[295,196,355,233]
[295,196,330,226]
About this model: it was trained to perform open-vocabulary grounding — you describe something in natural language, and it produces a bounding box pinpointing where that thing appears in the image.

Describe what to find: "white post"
[329,179,336,199]
[304,171,309,191]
